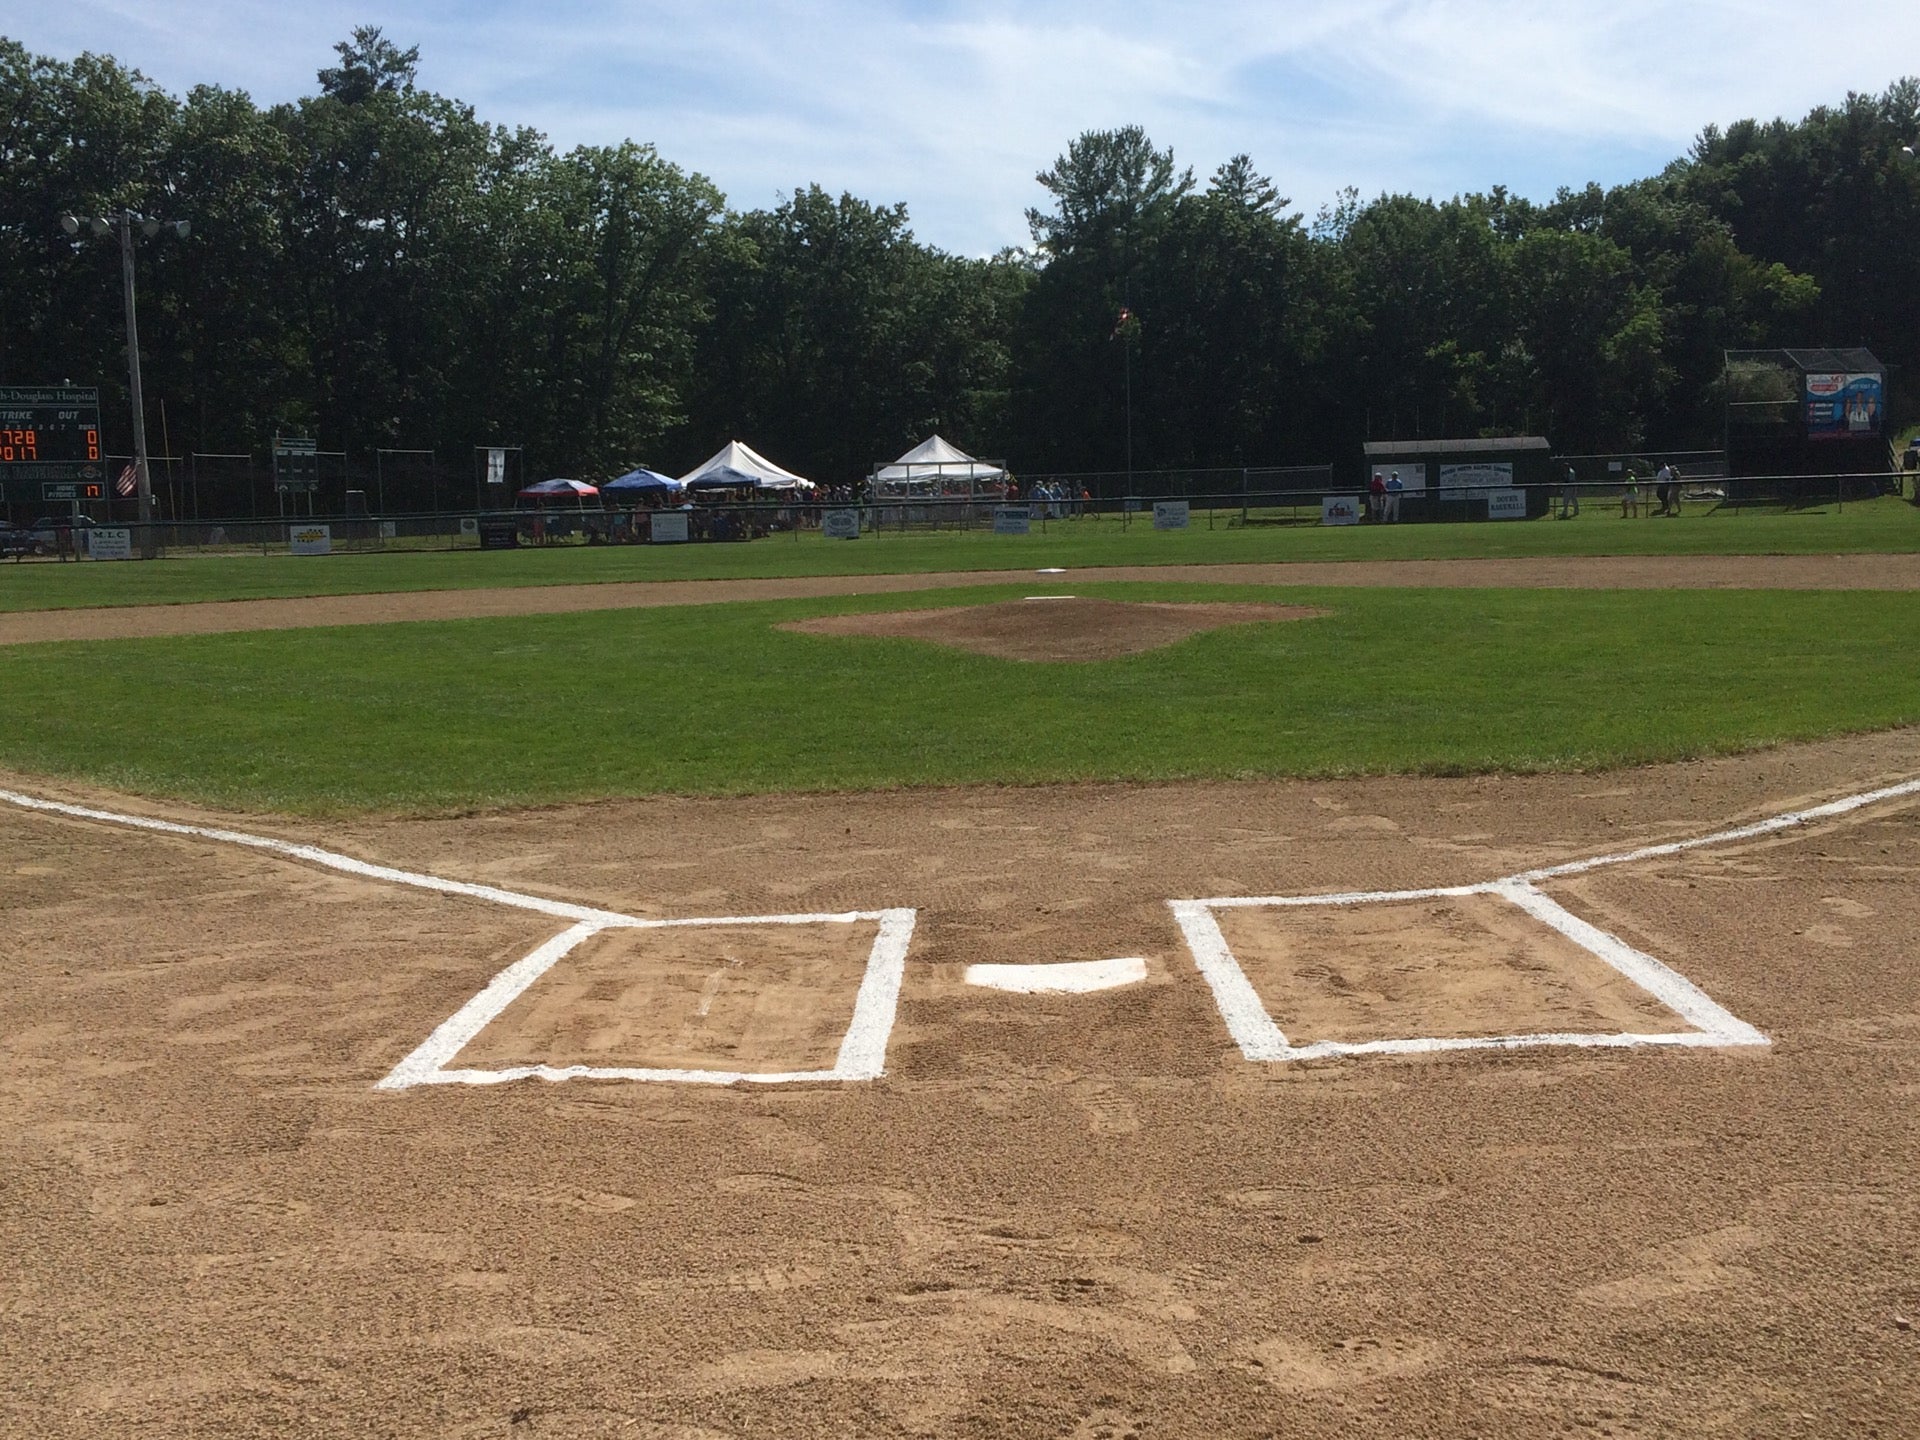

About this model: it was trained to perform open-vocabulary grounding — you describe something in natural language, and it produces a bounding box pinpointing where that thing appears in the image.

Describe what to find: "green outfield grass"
[2,581,1915,814]
[1,496,1917,612]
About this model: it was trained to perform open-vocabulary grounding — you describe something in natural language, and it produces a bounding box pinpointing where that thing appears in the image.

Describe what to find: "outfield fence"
[6,464,1910,560]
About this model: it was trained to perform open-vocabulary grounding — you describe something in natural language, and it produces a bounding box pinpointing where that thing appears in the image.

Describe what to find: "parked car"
[28,514,96,554]
[0,520,37,559]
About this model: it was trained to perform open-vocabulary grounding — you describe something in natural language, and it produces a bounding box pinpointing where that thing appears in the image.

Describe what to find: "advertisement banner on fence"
[87,526,132,560]
[1390,462,1427,494]
[1321,495,1361,526]
[823,508,861,539]
[1152,500,1190,530]
[993,506,1032,535]
[1439,462,1513,494]
[1804,372,1883,439]
[289,524,331,556]
[651,511,690,543]
[1485,488,1527,519]
[477,520,518,550]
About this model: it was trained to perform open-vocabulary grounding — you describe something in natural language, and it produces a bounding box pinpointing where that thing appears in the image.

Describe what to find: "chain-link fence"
[7,453,1911,560]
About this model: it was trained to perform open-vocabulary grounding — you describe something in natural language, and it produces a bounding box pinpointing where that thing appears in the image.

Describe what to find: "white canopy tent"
[678,440,816,492]
[870,435,1007,497]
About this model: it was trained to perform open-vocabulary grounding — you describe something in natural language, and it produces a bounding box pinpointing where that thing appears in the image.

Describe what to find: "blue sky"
[11,1,1920,255]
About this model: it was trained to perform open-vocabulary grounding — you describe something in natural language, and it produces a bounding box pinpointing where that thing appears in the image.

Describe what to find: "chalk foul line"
[1171,775,1920,1064]
[6,771,1916,1076]
[0,786,917,1090]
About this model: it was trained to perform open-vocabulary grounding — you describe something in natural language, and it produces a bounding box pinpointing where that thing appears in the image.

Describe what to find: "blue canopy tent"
[601,466,684,497]
[682,465,765,491]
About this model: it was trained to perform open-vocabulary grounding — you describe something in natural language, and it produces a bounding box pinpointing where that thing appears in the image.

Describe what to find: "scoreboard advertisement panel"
[0,386,104,504]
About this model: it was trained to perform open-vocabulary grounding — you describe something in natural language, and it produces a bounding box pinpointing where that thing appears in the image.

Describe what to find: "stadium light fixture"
[59,208,191,559]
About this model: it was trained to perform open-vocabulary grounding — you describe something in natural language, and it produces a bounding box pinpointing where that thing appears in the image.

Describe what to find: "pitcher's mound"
[781,596,1328,662]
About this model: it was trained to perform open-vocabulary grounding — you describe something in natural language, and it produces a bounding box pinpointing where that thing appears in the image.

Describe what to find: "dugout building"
[1360,437,1555,520]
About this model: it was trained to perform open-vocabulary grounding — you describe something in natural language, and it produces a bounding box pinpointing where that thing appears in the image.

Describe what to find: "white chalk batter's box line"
[1165,773,1920,1063]
[375,909,918,1090]
[0,787,918,1091]
[1168,880,1767,1063]
[6,775,1919,1083]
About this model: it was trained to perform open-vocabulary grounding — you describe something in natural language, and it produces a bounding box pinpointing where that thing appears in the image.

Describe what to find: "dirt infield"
[4,729,1919,1437]
[780,598,1329,662]
[7,550,1920,645]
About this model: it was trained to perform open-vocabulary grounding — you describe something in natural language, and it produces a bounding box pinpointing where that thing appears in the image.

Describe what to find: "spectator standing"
[1621,467,1640,518]
[1559,464,1581,519]
[1368,471,1387,522]
[1654,462,1675,516]
[1384,471,1404,522]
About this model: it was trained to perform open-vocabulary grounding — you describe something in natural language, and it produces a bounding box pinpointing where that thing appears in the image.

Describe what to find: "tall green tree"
[1137,157,1326,466]
[685,185,1018,483]
[1012,126,1192,471]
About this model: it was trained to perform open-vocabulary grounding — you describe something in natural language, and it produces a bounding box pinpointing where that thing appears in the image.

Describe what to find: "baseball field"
[3,512,1918,1438]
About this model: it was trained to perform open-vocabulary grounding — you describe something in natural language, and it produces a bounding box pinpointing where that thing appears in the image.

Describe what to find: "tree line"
[2,28,1916,490]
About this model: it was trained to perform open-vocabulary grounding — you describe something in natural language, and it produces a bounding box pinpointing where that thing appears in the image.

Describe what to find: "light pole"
[60,210,189,558]
[1903,146,1917,490]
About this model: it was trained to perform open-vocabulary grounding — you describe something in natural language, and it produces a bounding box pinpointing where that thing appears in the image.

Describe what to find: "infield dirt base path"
[6,550,1920,645]
[4,729,1918,1437]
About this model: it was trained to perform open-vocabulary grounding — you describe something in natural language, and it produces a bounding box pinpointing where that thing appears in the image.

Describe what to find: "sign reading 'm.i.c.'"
[0,385,104,503]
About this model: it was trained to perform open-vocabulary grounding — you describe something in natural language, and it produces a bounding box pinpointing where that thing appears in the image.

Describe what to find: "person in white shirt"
[1560,464,1580,519]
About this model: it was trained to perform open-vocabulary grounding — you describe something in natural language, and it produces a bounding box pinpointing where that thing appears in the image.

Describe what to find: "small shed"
[1360,437,1554,520]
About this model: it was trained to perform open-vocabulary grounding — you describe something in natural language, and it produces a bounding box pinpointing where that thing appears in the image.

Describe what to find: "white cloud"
[8,1,1920,253]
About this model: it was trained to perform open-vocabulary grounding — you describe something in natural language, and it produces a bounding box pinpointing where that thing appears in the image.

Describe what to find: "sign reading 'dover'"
[1152,500,1190,530]
[651,511,690,543]
[1485,488,1527,519]
[823,508,861,539]
[992,506,1032,535]
[87,526,132,561]
[1321,495,1361,526]
[289,524,331,556]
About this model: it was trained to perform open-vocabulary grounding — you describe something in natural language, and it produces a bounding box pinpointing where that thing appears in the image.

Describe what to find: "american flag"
[115,463,137,498]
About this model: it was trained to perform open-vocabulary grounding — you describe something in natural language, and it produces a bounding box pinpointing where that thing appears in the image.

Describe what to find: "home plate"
[965,957,1148,994]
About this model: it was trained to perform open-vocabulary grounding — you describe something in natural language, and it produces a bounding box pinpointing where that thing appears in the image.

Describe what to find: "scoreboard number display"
[0,386,105,503]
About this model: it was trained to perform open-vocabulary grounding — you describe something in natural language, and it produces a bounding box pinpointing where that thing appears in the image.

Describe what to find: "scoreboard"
[0,385,105,504]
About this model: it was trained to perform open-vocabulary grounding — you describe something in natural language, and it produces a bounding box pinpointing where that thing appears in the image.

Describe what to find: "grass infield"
[2,582,1916,814]
[1,497,1917,612]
